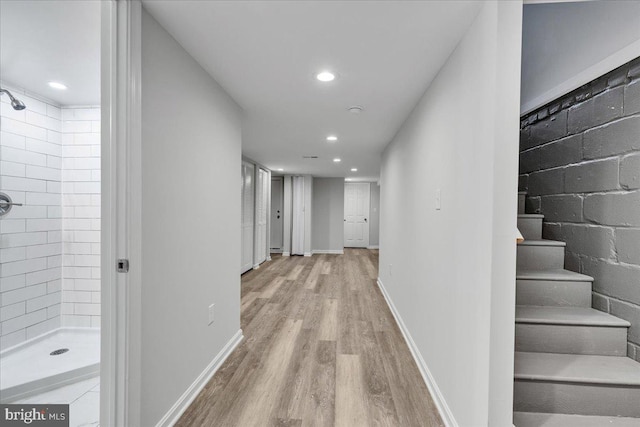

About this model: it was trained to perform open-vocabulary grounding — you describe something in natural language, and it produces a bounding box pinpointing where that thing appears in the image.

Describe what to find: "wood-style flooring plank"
[177,250,444,426]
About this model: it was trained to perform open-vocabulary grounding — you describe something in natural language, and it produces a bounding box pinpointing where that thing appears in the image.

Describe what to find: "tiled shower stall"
[0,82,101,350]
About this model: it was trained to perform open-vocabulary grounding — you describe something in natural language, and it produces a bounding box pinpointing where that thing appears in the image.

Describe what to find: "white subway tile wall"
[0,83,101,348]
[0,85,63,349]
[61,107,101,329]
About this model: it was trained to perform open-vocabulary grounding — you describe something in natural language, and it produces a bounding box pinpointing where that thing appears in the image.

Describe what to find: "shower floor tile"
[15,377,100,427]
[0,328,99,392]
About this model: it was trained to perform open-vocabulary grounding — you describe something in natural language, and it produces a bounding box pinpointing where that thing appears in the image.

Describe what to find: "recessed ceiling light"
[48,81,67,90]
[316,71,335,82]
[345,178,352,182]
[348,106,364,114]
[326,135,338,142]
[350,168,358,172]
[333,158,341,163]
[277,168,284,171]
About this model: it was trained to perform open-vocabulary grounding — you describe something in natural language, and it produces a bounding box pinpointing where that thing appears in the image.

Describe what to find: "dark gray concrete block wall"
[519,56,640,362]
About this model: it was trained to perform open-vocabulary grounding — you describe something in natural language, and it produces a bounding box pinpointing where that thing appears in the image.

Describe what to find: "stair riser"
[516,280,592,307]
[518,193,526,214]
[515,324,628,356]
[514,380,640,417]
[518,217,543,240]
[517,245,565,270]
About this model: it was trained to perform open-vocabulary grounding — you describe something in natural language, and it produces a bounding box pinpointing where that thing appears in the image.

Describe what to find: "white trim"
[155,330,243,427]
[282,251,291,257]
[103,1,143,425]
[376,278,457,427]
[366,245,379,250]
[523,0,598,4]
[266,256,272,261]
[311,249,345,255]
[303,252,312,257]
[521,39,640,115]
[253,263,261,270]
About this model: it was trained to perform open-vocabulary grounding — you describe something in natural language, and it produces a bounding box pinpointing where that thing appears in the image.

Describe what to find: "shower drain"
[50,348,69,356]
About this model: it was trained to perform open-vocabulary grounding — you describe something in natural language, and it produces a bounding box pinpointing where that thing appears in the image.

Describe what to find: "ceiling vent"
[302,155,319,159]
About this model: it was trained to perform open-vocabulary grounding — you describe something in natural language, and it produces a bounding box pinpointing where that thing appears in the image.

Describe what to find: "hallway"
[177,250,443,426]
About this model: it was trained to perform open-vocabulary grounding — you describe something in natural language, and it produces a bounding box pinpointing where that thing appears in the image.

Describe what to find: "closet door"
[241,162,255,273]
[254,168,269,265]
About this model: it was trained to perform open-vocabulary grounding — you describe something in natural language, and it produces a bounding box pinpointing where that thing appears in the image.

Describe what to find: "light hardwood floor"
[177,249,444,427]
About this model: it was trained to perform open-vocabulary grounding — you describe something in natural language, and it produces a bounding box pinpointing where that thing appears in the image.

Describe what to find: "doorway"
[344,182,370,248]
[270,176,284,251]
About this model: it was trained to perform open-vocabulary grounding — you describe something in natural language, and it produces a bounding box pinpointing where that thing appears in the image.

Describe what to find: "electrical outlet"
[208,303,215,325]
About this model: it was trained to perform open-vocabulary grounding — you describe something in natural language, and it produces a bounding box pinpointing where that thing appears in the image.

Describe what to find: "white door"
[344,182,370,248]
[241,162,255,273]
[254,168,269,266]
[270,177,283,249]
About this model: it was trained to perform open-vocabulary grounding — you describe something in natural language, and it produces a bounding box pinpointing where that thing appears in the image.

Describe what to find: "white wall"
[311,178,344,253]
[378,2,521,426]
[140,8,242,425]
[521,0,640,114]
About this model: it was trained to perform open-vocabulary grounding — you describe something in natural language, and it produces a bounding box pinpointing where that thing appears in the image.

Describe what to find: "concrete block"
[565,158,620,193]
[520,148,541,174]
[584,191,640,226]
[520,128,533,150]
[620,153,640,190]
[628,343,636,360]
[591,78,608,96]
[519,174,529,193]
[615,228,640,265]
[539,134,582,170]
[565,251,581,273]
[624,80,640,115]
[560,224,615,260]
[526,195,541,214]
[542,222,562,241]
[582,257,640,306]
[593,292,610,312]
[529,110,568,147]
[540,194,583,222]
[610,299,640,345]
[568,87,624,134]
[518,174,529,193]
[607,66,628,88]
[528,168,564,196]
[583,116,640,159]
[629,57,640,79]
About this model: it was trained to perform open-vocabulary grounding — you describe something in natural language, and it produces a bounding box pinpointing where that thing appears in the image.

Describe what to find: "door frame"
[101,1,142,425]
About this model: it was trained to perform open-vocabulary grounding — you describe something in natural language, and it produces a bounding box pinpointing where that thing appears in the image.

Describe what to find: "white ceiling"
[143,1,482,181]
[0,1,481,179]
[0,0,101,106]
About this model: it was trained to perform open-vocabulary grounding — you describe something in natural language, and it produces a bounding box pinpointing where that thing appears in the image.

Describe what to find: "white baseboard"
[155,329,243,427]
[366,245,379,250]
[282,251,290,257]
[303,252,312,257]
[270,249,283,254]
[376,279,457,427]
[252,264,260,270]
[266,256,272,261]
[311,249,344,255]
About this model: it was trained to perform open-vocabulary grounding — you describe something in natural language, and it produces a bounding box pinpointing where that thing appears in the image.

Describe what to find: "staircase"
[513,191,640,427]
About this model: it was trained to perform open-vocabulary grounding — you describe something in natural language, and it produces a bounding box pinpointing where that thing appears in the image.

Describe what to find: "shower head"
[0,88,26,110]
